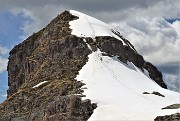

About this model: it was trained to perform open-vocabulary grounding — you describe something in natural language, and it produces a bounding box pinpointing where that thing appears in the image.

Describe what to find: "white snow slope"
[69,10,123,41]
[69,10,180,120]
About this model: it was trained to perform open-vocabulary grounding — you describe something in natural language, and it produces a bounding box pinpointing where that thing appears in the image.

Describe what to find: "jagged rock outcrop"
[0,10,170,121]
[155,113,180,121]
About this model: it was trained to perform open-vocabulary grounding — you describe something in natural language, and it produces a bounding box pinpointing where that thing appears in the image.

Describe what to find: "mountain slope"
[69,10,180,120]
[69,10,167,89]
[76,49,179,120]
[0,10,179,121]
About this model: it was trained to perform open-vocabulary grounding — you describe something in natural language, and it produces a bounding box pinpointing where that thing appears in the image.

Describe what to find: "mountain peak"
[69,10,119,39]
[0,10,178,121]
[69,10,138,52]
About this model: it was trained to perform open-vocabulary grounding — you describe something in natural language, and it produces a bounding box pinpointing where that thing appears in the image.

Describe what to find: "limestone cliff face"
[0,10,168,121]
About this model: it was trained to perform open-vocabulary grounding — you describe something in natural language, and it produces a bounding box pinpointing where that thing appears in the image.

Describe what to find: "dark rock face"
[84,36,167,89]
[142,91,165,97]
[0,80,96,121]
[7,10,80,97]
[0,10,168,120]
[143,62,167,89]
[151,91,165,97]
[154,113,180,121]
[1,10,95,121]
[162,104,180,109]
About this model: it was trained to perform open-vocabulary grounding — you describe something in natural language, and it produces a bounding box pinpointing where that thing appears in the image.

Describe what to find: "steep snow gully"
[69,10,180,120]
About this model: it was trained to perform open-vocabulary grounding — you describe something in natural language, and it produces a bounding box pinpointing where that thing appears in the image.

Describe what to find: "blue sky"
[0,12,24,46]
[0,12,25,102]
[0,0,179,103]
[165,18,180,24]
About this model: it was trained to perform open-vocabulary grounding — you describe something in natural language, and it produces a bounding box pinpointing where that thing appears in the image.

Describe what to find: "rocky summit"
[0,10,179,121]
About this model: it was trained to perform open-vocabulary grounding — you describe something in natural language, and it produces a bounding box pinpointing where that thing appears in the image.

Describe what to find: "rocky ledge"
[155,113,180,121]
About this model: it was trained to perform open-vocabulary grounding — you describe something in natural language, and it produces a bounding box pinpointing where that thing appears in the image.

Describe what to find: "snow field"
[76,49,179,120]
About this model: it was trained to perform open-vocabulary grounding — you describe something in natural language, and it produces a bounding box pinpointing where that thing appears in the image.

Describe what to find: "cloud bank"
[0,45,8,55]
[111,18,180,91]
[0,57,8,73]
[111,18,180,65]
[3,0,178,38]
[0,45,8,73]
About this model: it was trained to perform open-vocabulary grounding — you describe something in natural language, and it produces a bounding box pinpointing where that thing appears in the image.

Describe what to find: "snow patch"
[33,81,48,88]
[83,39,92,51]
[143,68,151,78]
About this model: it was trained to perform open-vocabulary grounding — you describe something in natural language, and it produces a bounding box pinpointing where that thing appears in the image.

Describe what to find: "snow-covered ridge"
[69,10,123,41]
[69,10,179,120]
[76,49,180,120]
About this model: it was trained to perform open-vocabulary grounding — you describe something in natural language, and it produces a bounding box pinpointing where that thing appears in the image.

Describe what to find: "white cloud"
[4,0,178,39]
[110,17,180,92]
[1,93,7,98]
[90,0,179,23]
[171,21,180,35]
[10,5,68,39]
[0,45,8,55]
[111,17,180,66]
[0,57,8,73]
[131,0,179,19]
[0,45,8,73]
[164,74,180,92]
